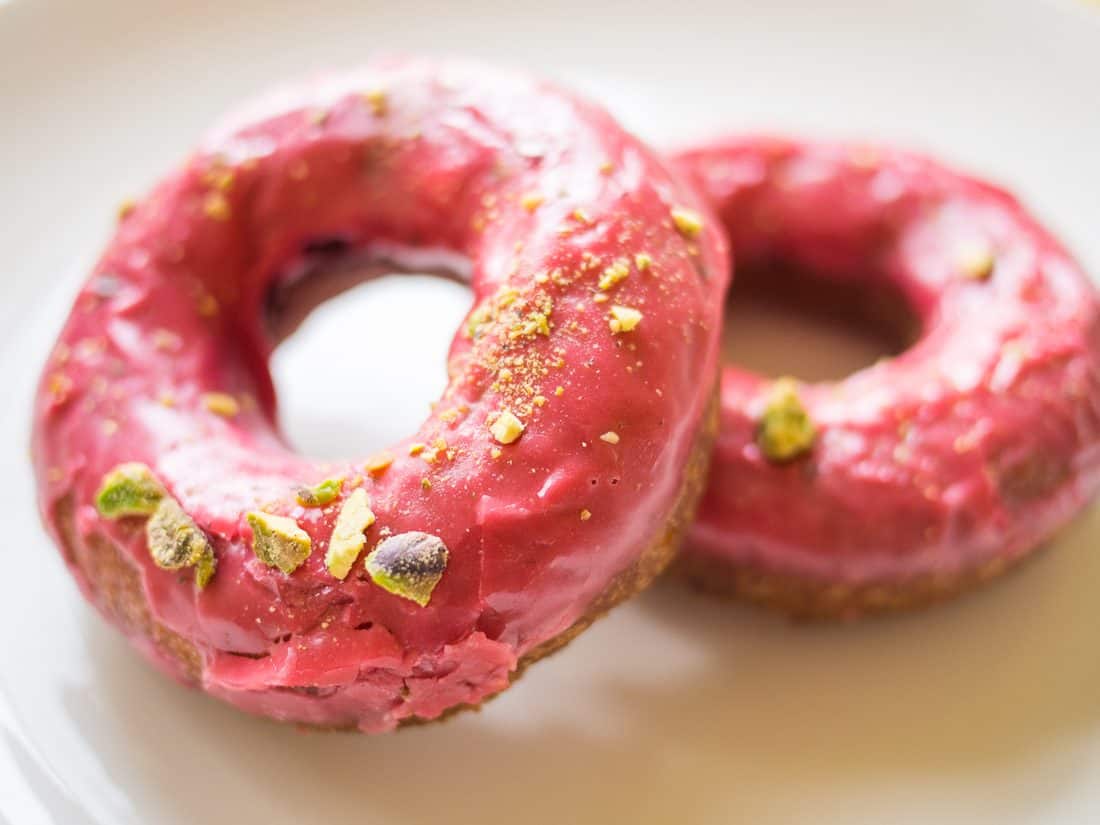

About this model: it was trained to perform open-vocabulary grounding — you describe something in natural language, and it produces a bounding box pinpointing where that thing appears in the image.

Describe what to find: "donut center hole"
[721,263,920,382]
[267,244,473,460]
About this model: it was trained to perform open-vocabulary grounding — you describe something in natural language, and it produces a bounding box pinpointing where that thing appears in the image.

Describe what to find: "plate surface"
[2,1,1100,823]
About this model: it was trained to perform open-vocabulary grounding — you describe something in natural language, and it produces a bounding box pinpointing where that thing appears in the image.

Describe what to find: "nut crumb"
[670,206,704,239]
[957,240,996,280]
[489,410,525,444]
[599,431,620,445]
[609,305,643,333]
[203,192,231,221]
[363,89,387,116]
[202,392,240,418]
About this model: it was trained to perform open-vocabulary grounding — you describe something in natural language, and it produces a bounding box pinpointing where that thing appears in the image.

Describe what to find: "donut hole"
[722,262,922,382]
[266,242,474,460]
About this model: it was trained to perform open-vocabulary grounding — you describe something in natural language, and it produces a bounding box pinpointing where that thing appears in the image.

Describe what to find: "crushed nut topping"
[295,477,343,508]
[247,512,312,575]
[201,392,240,417]
[365,531,449,607]
[670,206,704,239]
[202,192,231,221]
[95,463,165,518]
[325,488,376,579]
[364,89,387,116]
[956,240,996,280]
[489,410,525,444]
[609,305,643,333]
[147,497,217,588]
[599,431,620,445]
[598,258,631,291]
[756,378,816,462]
[365,452,394,475]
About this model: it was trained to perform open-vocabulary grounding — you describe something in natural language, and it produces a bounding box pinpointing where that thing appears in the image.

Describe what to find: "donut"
[672,136,1100,618]
[31,58,728,731]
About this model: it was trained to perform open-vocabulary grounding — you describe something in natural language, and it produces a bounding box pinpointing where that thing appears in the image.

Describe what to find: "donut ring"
[32,58,727,731]
[674,136,1100,618]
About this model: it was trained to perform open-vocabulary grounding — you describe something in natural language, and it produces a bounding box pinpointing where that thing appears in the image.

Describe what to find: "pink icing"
[675,136,1100,591]
[32,58,728,731]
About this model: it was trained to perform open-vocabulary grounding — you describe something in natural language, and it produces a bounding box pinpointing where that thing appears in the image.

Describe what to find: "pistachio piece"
[365,531,449,607]
[296,477,343,508]
[489,410,525,445]
[608,305,643,333]
[956,240,996,280]
[670,206,704,239]
[146,498,216,587]
[756,378,816,462]
[325,488,376,580]
[247,511,312,574]
[95,463,165,518]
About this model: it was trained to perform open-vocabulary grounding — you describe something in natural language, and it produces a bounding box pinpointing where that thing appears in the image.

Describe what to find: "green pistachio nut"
[247,511,312,575]
[95,463,165,518]
[756,378,816,462]
[324,488,376,580]
[295,477,344,508]
[365,531,448,607]
[146,497,216,588]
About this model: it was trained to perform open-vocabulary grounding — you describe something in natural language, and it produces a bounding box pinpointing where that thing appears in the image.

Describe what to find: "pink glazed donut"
[31,58,727,731]
[674,136,1100,618]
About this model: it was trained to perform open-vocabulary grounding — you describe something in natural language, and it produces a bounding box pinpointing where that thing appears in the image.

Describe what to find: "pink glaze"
[675,136,1100,594]
[32,58,728,731]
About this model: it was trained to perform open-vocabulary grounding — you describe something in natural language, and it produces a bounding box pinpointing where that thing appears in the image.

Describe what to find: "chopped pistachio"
[521,192,544,213]
[296,477,343,508]
[196,293,220,317]
[598,258,631,290]
[956,240,996,280]
[365,531,449,607]
[193,549,217,588]
[364,88,387,116]
[465,304,492,339]
[554,385,564,396]
[670,206,704,239]
[580,509,592,521]
[325,488,376,579]
[203,192,231,221]
[756,378,816,462]
[365,452,394,475]
[146,497,216,588]
[609,305,643,333]
[247,511,312,574]
[489,410,525,444]
[634,252,652,272]
[600,431,620,445]
[201,392,240,417]
[117,199,137,221]
[95,463,165,518]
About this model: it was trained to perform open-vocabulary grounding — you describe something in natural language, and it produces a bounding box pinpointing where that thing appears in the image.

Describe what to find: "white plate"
[3,1,1100,822]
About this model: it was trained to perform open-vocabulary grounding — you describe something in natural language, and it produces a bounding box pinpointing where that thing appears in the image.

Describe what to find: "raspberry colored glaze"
[675,136,1100,600]
[32,58,728,731]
